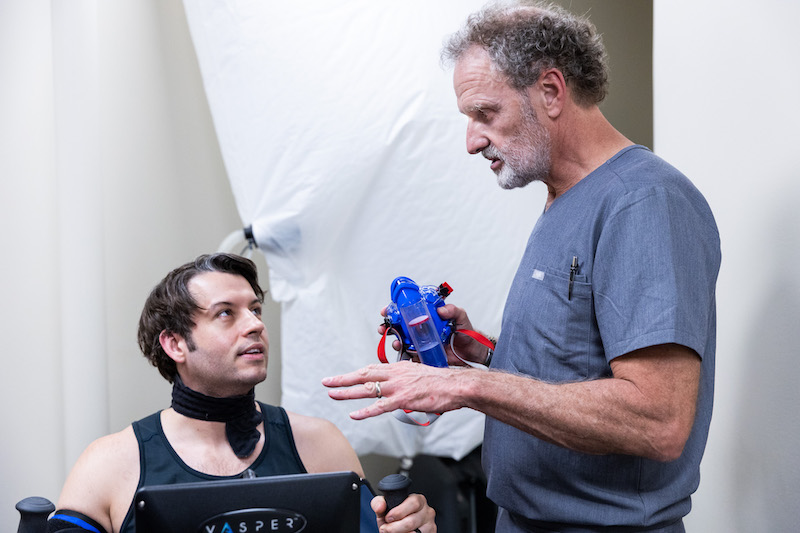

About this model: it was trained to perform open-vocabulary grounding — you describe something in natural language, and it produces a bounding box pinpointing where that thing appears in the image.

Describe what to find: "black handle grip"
[16,497,55,533]
[377,473,412,512]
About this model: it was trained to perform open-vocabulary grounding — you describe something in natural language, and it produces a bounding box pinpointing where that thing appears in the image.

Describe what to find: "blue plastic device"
[385,276,452,368]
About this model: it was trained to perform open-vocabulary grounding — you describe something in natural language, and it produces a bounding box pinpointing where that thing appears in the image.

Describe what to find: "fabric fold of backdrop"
[183,0,543,459]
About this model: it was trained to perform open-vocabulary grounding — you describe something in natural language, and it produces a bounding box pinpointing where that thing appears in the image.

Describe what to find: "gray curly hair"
[441,1,609,107]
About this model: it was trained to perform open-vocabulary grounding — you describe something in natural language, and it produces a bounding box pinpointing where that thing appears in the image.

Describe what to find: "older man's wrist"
[484,336,497,366]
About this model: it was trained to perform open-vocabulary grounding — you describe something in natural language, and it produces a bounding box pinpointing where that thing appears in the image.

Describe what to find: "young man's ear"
[159,330,187,363]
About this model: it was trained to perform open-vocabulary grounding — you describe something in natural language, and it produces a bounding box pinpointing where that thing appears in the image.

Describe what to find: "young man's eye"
[217,309,232,318]
[251,307,262,317]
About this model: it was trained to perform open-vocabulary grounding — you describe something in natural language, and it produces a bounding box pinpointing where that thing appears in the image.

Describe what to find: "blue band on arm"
[50,513,103,533]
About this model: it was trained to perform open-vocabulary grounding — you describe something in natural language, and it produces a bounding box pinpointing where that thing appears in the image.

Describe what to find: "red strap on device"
[377,327,394,364]
[377,327,494,365]
[453,329,495,350]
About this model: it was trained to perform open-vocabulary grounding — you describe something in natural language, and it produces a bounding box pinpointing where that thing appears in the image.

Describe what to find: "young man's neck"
[162,408,265,474]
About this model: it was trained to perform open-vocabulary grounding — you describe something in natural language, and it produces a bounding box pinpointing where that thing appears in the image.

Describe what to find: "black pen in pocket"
[568,256,578,300]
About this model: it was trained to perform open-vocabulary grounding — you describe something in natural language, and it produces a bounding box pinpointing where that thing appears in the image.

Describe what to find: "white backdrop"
[183,0,543,460]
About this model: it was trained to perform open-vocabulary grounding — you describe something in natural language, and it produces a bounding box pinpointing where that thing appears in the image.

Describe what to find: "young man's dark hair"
[137,253,265,383]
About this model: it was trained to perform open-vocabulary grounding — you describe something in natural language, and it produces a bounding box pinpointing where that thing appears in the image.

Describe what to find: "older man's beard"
[483,106,552,190]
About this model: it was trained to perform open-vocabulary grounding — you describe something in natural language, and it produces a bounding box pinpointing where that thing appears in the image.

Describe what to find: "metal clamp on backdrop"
[377,277,495,426]
[218,224,258,257]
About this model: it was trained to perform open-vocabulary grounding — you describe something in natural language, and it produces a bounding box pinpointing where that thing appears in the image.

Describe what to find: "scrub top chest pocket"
[500,261,604,382]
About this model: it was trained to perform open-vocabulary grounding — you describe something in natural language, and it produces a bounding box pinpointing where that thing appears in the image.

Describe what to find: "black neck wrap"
[171,375,262,458]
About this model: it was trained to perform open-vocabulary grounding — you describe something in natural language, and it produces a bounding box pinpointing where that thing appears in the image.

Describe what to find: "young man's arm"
[288,412,436,533]
[54,426,141,533]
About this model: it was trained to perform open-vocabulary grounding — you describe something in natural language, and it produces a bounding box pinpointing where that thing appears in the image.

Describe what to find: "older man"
[324,2,721,532]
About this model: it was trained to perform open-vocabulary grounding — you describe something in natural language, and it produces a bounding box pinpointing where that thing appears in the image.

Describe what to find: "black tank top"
[119,402,306,533]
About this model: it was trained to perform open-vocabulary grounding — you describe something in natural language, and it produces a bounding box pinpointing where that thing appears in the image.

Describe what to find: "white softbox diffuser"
[183,0,543,459]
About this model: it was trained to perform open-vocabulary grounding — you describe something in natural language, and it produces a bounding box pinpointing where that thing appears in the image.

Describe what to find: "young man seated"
[50,253,435,533]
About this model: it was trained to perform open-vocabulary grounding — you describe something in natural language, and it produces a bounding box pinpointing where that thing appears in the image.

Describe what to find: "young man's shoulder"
[56,425,141,532]
[285,410,339,435]
[69,426,139,481]
[284,411,364,476]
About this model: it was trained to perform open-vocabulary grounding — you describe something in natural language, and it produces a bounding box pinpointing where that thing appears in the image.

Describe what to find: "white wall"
[654,1,800,531]
[0,0,281,527]
[0,0,63,522]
